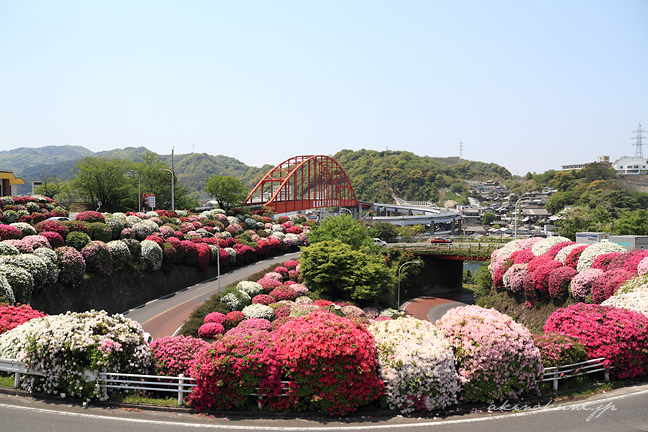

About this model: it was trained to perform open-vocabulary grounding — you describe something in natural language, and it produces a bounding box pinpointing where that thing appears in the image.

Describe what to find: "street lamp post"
[340,207,352,217]
[514,198,530,239]
[398,260,421,310]
[128,170,141,213]
[159,168,175,211]
[205,232,221,292]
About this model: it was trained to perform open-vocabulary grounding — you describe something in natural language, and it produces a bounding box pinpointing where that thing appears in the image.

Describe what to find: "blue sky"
[1,1,647,176]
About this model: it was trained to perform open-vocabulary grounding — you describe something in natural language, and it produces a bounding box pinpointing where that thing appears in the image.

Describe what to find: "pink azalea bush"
[204,312,227,324]
[272,310,384,415]
[268,286,298,301]
[591,269,635,304]
[198,322,225,339]
[190,331,283,411]
[547,266,578,300]
[149,335,210,378]
[526,260,563,295]
[437,305,543,403]
[570,268,603,300]
[258,277,282,293]
[511,249,535,264]
[503,263,528,293]
[81,241,113,277]
[55,246,86,287]
[544,303,648,379]
[624,249,648,273]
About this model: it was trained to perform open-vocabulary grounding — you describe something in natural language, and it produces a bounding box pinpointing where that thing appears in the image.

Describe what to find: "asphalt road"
[1,382,647,431]
[124,252,302,340]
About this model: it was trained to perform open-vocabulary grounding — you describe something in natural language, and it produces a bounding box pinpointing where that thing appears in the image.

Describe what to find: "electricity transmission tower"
[632,123,645,158]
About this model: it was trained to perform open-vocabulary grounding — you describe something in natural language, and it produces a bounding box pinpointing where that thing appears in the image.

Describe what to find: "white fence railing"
[1,357,612,405]
[541,357,609,391]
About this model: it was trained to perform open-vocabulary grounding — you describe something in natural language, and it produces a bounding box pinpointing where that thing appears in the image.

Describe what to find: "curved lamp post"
[340,207,352,217]
[398,260,421,310]
[204,232,221,292]
[158,168,175,211]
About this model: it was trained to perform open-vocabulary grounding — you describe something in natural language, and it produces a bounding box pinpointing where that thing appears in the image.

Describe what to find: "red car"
[430,237,452,244]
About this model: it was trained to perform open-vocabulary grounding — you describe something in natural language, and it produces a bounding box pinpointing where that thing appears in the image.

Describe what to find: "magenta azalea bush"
[548,266,578,300]
[268,286,298,301]
[190,331,283,411]
[81,241,113,277]
[198,322,225,339]
[437,306,543,403]
[0,304,47,335]
[55,246,86,287]
[544,303,648,379]
[272,310,384,415]
[149,335,210,378]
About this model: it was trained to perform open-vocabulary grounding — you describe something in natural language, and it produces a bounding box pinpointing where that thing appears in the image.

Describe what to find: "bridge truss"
[242,155,358,213]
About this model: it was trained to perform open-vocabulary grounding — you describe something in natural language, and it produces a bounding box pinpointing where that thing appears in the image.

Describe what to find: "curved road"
[125,252,302,340]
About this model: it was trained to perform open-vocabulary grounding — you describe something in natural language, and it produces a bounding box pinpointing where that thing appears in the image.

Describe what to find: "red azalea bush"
[546,241,576,259]
[591,269,635,304]
[195,243,211,270]
[190,331,283,411]
[544,303,648,379]
[198,322,225,339]
[547,266,578,300]
[34,220,69,237]
[62,220,91,234]
[531,333,588,368]
[273,266,288,277]
[0,225,23,241]
[526,255,553,274]
[149,335,210,378]
[145,235,164,247]
[591,253,624,272]
[258,277,282,293]
[527,260,563,295]
[252,294,276,305]
[493,259,513,289]
[225,311,245,328]
[623,249,648,273]
[272,310,384,415]
[75,211,105,223]
[0,304,47,335]
[180,240,199,267]
[162,242,177,267]
[511,249,535,264]
[40,231,64,248]
[313,299,333,308]
[268,286,298,301]
[565,245,588,269]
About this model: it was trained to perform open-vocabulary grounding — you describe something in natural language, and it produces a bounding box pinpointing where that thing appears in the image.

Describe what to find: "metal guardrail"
[541,357,609,391]
[1,357,612,405]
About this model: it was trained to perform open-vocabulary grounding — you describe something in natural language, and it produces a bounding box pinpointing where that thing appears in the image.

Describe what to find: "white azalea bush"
[107,240,131,270]
[379,308,401,318]
[0,264,34,304]
[0,273,15,304]
[220,288,251,311]
[602,291,648,318]
[236,281,263,297]
[12,310,150,401]
[0,316,53,358]
[369,318,461,413]
[0,254,48,291]
[0,242,20,256]
[139,240,163,271]
[10,222,37,236]
[577,242,626,272]
[555,243,584,263]
[33,248,59,286]
[241,303,274,320]
[531,236,571,256]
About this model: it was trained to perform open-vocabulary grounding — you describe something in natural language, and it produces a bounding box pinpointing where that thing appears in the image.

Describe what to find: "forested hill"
[334,149,511,203]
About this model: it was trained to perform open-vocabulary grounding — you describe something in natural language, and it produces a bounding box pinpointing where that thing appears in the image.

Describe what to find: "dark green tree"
[306,214,373,250]
[70,157,132,211]
[204,175,248,210]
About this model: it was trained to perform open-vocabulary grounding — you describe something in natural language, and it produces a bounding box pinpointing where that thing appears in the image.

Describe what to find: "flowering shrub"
[526,260,563,295]
[257,277,282,293]
[341,305,365,317]
[545,241,576,259]
[624,249,648,273]
[0,264,34,304]
[66,231,91,251]
[264,271,284,281]
[511,249,535,264]
[0,273,15,304]
[140,239,163,271]
[290,283,308,294]
[437,306,543,403]
[15,310,150,400]
[592,269,635,304]
[531,236,571,256]
[0,304,47,335]
[544,303,648,378]
[569,268,602,300]
[33,248,59,286]
[565,245,588,269]
[204,312,227,324]
[21,235,51,250]
[272,304,291,319]
[76,211,105,223]
[0,241,20,255]
[81,241,113,277]
[190,331,282,411]
[555,243,585,263]
[252,294,276,305]
[198,322,225,338]
[591,252,624,272]
[220,288,251,311]
[548,266,578,300]
[149,335,209,378]
[602,290,648,318]
[289,304,321,317]
[380,308,400,318]
[236,281,263,297]
[10,222,37,236]
[0,224,22,241]
[531,333,588,368]
[225,311,245,328]
[273,310,384,414]
[577,242,626,272]
[369,318,460,413]
[268,286,298,301]
[284,260,299,269]
[503,263,528,293]
[242,304,274,320]
[40,231,64,248]
[106,240,131,270]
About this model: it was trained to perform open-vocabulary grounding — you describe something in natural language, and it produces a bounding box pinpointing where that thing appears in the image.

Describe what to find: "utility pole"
[459,140,464,159]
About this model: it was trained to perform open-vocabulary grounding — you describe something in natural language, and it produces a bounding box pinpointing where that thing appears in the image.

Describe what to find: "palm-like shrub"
[65,231,91,251]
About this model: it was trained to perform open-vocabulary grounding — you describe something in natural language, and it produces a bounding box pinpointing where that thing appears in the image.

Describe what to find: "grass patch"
[0,373,15,388]
[109,391,183,407]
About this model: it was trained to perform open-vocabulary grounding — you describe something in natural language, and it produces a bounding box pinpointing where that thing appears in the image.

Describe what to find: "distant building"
[613,156,648,175]
[0,171,25,197]
[561,156,611,171]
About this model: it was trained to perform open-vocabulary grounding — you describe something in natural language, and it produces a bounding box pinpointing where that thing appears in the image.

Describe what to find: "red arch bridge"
[242,155,359,214]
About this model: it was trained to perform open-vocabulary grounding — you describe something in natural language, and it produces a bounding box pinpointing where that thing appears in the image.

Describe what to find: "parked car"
[373,238,388,247]
[45,217,70,221]
[430,237,452,244]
